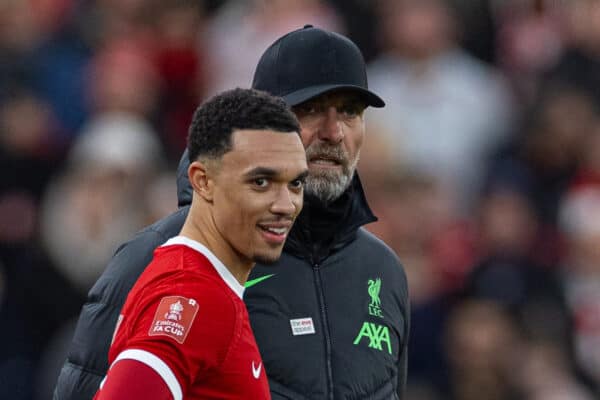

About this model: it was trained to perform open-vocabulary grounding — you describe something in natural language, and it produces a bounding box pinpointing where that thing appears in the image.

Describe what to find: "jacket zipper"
[313,262,334,400]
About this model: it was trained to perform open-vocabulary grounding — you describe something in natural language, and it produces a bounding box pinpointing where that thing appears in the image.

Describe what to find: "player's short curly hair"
[187,88,300,163]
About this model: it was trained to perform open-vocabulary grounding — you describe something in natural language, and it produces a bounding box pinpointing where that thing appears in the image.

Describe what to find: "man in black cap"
[246,25,409,400]
[54,26,409,400]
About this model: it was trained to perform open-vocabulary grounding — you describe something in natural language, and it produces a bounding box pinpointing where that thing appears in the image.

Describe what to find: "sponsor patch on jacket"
[149,296,199,344]
[290,317,315,336]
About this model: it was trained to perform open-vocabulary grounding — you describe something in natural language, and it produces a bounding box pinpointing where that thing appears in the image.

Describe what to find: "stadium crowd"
[1,0,600,399]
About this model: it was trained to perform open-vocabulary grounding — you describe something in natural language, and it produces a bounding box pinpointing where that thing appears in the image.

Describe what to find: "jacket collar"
[177,149,193,208]
[284,173,377,263]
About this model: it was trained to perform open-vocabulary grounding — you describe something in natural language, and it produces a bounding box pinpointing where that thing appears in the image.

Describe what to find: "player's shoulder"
[141,258,228,298]
[126,266,238,331]
[130,237,244,312]
[148,241,215,278]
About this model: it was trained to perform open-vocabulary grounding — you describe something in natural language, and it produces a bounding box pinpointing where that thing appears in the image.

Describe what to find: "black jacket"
[54,154,409,400]
[246,178,409,400]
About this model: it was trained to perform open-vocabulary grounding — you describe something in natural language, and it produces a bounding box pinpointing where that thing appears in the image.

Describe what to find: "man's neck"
[180,218,253,286]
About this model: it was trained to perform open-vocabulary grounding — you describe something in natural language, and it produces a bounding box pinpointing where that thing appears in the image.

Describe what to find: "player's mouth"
[257,222,292,244]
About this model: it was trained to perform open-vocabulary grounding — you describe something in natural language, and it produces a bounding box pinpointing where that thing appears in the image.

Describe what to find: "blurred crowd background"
[2,0,600,399]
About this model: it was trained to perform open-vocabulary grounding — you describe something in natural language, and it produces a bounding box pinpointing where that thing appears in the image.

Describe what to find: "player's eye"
[289,178,304,190]
[254,178,269,188]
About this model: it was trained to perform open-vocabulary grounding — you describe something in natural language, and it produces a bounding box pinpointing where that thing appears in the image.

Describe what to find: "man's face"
[210,129,308,264]
[292,91,367,204]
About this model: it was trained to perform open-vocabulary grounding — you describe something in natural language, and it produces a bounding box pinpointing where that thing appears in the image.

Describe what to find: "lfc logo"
[368,278,383,318]
[353,278,392,354]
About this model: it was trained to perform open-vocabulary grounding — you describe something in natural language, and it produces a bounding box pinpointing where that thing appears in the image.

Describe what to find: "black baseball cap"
[252,25,385,108]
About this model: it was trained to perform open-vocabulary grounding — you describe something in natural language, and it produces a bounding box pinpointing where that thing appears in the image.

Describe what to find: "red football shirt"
[96,236,271,400]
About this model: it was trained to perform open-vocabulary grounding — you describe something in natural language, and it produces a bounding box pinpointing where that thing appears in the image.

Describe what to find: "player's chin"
[252,249,284,265]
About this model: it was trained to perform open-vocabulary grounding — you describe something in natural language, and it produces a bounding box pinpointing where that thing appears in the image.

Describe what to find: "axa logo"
[354,278,391,354]
[368,278,383,318]
[353,322,392,354]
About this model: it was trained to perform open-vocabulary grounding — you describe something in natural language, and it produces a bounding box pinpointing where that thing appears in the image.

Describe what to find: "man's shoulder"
[354,228,401,262]
[352,228,408,292]
[137,206,190,241]
[110,206,190,269]
[89,207,189,303]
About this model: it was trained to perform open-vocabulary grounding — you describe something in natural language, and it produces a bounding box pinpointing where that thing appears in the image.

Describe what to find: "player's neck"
[180,214,254,286]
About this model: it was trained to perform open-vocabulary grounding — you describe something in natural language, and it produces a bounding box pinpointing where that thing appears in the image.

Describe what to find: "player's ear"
[188,160,215,202]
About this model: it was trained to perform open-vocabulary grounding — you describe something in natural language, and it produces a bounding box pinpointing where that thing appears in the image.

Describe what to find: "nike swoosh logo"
[245,274,275,288]
[252,361,262,379]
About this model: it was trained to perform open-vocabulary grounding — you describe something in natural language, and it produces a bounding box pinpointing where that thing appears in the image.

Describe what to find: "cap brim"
[282,84,385,108]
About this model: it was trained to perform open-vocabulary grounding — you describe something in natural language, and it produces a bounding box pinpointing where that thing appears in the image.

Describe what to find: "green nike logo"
[245,274,276,288]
